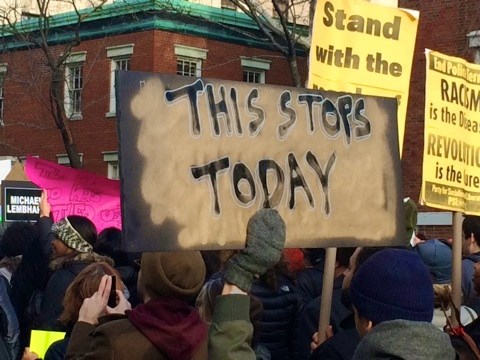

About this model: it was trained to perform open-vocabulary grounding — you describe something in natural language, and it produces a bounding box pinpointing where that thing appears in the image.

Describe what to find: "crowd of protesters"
[0,192,480,359]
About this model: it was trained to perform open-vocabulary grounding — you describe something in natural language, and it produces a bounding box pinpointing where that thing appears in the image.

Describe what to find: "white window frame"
[174,45,208,77]
[241,57,271,84]
[106,44,134,117]
[468,30,480,64]
[64,52,86,120]
[18,155,38,164]
[103,151,119,180]
[243,68,265,84]
[56,153,84,167]
[0,63,6,126]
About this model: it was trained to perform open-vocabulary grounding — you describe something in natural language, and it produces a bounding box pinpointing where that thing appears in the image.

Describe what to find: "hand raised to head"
[78,275,112,325]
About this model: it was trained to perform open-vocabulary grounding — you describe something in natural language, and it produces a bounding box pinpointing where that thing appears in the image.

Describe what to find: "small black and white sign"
[4,186,42,221]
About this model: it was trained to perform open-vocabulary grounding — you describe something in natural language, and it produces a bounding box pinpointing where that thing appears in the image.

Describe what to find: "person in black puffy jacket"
[250,251,302,360]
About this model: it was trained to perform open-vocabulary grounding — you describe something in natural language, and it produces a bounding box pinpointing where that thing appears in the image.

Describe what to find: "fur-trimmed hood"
[49,251,114,272]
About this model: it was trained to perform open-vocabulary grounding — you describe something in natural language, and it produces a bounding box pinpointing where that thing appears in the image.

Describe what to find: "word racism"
[439,79,480,113]
[164,79,372,215]
[315,1,403,76]
[6,195,40,214]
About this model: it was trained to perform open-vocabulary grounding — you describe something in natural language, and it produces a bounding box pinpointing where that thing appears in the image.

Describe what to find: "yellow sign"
[30,330,66,358]
[308,0,419,154]
[421,50,480,215]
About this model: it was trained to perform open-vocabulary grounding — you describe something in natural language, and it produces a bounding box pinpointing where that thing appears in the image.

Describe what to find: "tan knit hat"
[141,251,206,300]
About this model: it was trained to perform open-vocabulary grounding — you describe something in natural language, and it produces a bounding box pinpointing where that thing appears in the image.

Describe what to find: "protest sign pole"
[317,247,337,342]
[451,211,463,326]
[315,1,402,340]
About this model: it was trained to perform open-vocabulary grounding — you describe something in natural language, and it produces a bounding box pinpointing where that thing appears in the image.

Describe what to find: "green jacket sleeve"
[208,294,256,360]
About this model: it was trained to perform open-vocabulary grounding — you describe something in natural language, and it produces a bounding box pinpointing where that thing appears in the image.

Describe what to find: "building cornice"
[0,0,308,55]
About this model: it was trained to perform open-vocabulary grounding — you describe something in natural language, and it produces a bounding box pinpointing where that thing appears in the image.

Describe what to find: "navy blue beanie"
[350,248,434,324]
[415,239,452,284]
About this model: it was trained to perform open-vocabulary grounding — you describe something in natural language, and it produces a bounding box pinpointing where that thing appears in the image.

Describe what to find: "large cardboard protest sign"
[25,157,121,232]
[421,50,480,214]
[308,0,419,154]
[117,71,404,251]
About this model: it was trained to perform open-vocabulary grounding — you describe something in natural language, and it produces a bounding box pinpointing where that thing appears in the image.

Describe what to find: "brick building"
[0,0,479,238]
[0,0,308,176]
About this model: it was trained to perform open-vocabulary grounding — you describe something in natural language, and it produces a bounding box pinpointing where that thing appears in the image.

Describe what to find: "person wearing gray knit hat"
[350,248,455,360]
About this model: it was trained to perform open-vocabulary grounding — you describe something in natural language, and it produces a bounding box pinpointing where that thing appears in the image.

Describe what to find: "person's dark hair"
[355,247,387,272]
[417,232,428,241]
[67,215,97,246]
[341,247,387,311]
[97,227,122,250]
[94,227,129,267]
[304,248,325,267]
[201,251,222,280]
[1,222,38,257]
[259,253,292,290]
[463,216,480,246]
[336,247,356,268]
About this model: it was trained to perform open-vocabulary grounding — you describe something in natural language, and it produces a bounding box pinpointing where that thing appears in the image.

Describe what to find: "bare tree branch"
[0,0,109,167]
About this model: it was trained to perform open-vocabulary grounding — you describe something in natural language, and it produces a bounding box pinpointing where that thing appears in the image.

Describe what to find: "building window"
[107,44,134,116]
[66,65,82,115]
[56,153,83,167]
[103,151,119,180]
[108,163,119,180]
[243,69,264,84]
[174,45,208,77]
[64,52,86,120]
[241,57,271,84]
[177,58,201,77]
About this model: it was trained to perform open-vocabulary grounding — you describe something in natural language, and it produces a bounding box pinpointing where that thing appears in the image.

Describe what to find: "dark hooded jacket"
[462,252,480,306]
[64,298,208,360]
[297,275,351,360]
[250,275,302,360]
[37,252,113,331]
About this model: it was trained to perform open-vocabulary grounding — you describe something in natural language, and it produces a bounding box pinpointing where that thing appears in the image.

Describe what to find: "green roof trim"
[0,0,308,53]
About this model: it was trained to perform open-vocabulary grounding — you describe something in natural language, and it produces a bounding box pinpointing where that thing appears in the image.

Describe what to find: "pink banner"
[25,156,121,232]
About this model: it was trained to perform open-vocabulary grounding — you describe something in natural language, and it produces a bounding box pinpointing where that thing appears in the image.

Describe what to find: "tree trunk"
[288,52,302,87]
[50,68,82,168]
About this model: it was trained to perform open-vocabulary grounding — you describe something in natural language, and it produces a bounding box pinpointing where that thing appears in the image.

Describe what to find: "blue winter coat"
[250,276,302,360]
